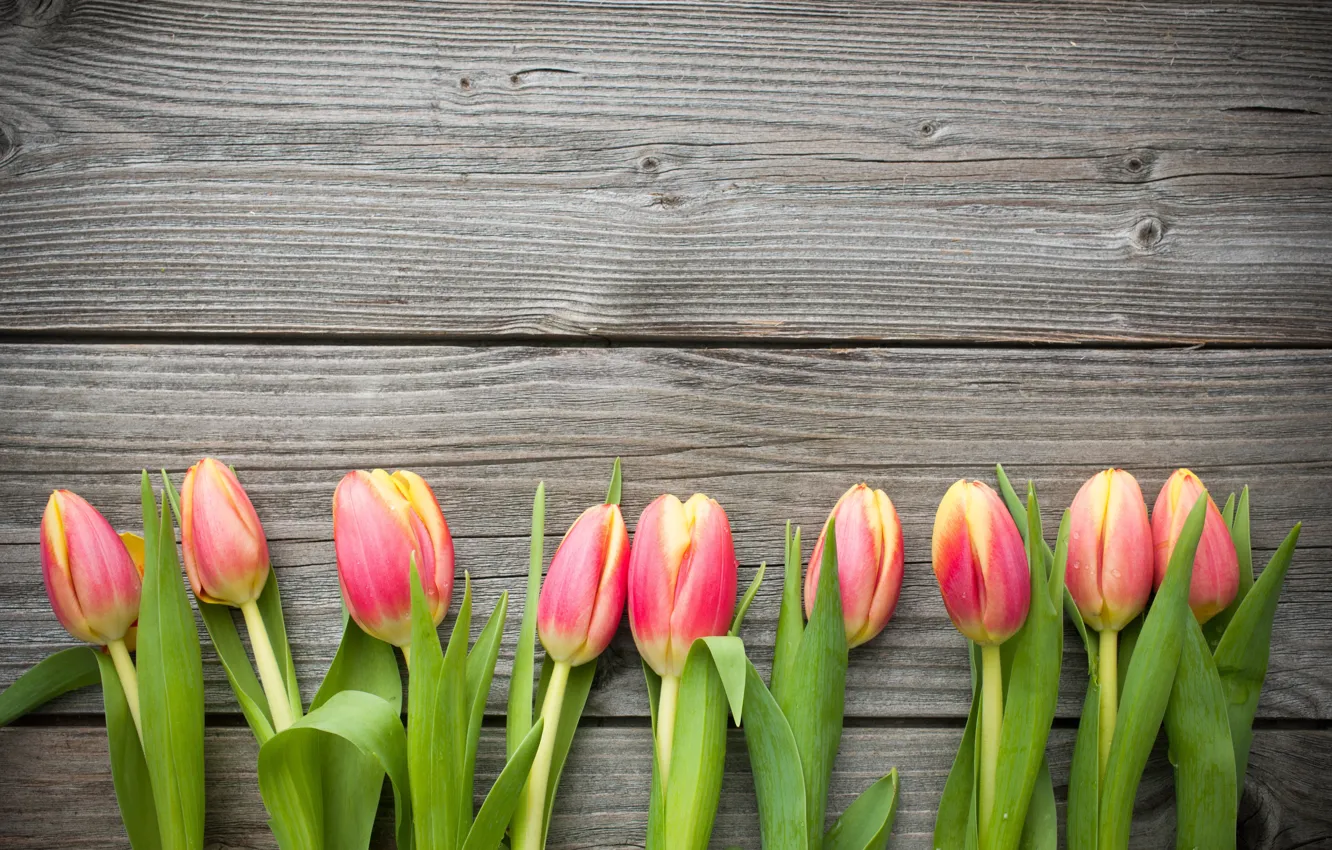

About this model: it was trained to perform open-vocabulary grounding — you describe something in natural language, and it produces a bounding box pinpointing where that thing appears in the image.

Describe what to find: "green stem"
[979,643,1004,848]
[1098,627,1119,782]
[106,639,143,741]
[656,674,681,784]
[240,599,294,732]
[514,659,571,850]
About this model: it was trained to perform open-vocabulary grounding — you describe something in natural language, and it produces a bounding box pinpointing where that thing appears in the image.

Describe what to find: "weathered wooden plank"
[0,344,1327,720]
[0,724,1326,849]
[1,1,1330,342]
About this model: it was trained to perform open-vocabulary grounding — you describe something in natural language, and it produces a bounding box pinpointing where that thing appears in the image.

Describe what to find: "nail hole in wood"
[919,122,935,137]
[459,77,472,90]
[510,74,521,85]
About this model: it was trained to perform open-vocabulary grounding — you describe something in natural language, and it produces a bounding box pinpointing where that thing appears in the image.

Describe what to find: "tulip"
[333,468,455,652]
[181,458,270,606]
[40,489,144,735]
[628,493,737,781]
[1066,468,1154,780]
[1151,469,1238,624]
[803,484,904,648]
[931,478,1030,848]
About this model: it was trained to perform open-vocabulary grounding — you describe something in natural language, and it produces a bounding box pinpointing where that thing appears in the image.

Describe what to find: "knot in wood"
[1131,216,1164,250]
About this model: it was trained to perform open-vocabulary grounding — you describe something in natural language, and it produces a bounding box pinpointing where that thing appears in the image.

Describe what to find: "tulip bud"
[1151,469,1238,624]
[333,469,455,648]
[538,503,630,667]
[931,479,1030,646]
[40,490,143,646]
[628,494,738,677]
[803,484,904,648]
[1066,469,1154,632]
[180,458,271,607]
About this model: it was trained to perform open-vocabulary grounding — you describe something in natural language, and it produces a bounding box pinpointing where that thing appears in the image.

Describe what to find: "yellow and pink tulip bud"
[804,483,904,648]
[333,469,455,648]
[538,502,630,667]
[180,458,271,607]
[931,479,1030,646]
[1151,469,1238,624]
[40,490,143,646]
[628,494,738,677]
[1066,469,1154,632]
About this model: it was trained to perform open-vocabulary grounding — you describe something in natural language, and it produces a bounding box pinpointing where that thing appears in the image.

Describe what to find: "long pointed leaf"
[94,650,162,850]
[730,564,766,637]
[136,474,206,850]
[462,718,545,850]
[771,522,803,697]
[1017,760,1057,850]
[462,593,509,837]
[1067,651,1100,850]
[0,646,100,726]
[508,483,544,759]
[1214,522,1300,800]
[659,640,732,850]
[408,556,453,850]
[1207,487,1253,644]
[741,660,808,850]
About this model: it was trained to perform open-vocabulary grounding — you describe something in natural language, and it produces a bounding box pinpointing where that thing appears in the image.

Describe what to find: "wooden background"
[0,1,1329,847]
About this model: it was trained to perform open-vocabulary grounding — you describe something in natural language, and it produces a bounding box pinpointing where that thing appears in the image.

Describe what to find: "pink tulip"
[333,469,455,648]
[40,490,143,646]
[180,458,271,606]
[804,484,904,648]
[628,494,738,677]
[1151,469,1238,624]
[538,503,630,667]
[931,479,1030,646]
[1066,469,1154,632]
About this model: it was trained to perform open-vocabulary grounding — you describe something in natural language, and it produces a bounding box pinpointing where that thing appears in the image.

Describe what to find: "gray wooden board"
[1,1,1331,343]
[0,344,1327,720]
[0,725,1327,849]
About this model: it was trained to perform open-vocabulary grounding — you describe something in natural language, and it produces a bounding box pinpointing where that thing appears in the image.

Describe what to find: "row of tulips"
[0,460,1300,850]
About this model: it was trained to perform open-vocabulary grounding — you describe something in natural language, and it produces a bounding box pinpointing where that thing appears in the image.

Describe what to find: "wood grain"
[1,724,1327,849]
[1,344,1327,719]
[1,1,1330,343]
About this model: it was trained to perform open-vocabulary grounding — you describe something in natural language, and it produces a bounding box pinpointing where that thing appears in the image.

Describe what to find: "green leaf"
[259,690,413,850]
[656,640,733,850]
[730,563,766,637]
[770,522,803,697]
[934,642,980,850]
[462,718,545,850]
[1163,617,1236,850]
[1099,495,1207,850]
[408,558,471,850]
[1017,760,1057,850]
[778,519,848,850]
[740,660,808,850]
[507,483,544,760]
[699,636,748,725]
[535,655,597,845]
[94,650,162,850]
[606,457,623,506]
[462,593,509,839]
[311,613,402,850]
[0,646,100,727]
[994,465,1027,544]
[987,489,1062,850]
[1206,487,1253,645]
[1066,646,1100,850]
[824,769,898,850]
[1213,522,1300,802]
[1221,493,1236,528]
[136,473,206,850]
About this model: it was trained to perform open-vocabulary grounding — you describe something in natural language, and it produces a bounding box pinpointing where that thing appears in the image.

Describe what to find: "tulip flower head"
[628,493,738,677]
[180,458,271,607]
[1066,469,1154,632]
[931,479,1030,646]
[1151,469,1238,624]
[333,469,455,648]
[538,502,630,667]
[804,483,904,648]
[40,490,143,646]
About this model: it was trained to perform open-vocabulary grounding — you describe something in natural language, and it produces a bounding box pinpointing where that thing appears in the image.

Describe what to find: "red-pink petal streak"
[1151,469,1238,624]
[805,484,904,648]
[538,504,630,666]
[931,480,1029,646]
[40,491,141,646]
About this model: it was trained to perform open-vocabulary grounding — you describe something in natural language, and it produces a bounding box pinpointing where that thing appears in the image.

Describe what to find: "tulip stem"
[979,643,1004,848]
[1098,628,1119,782]
[514,659,571,850]
[656,674,681,785]
[241,600,294,733]
[107,639,143,741]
